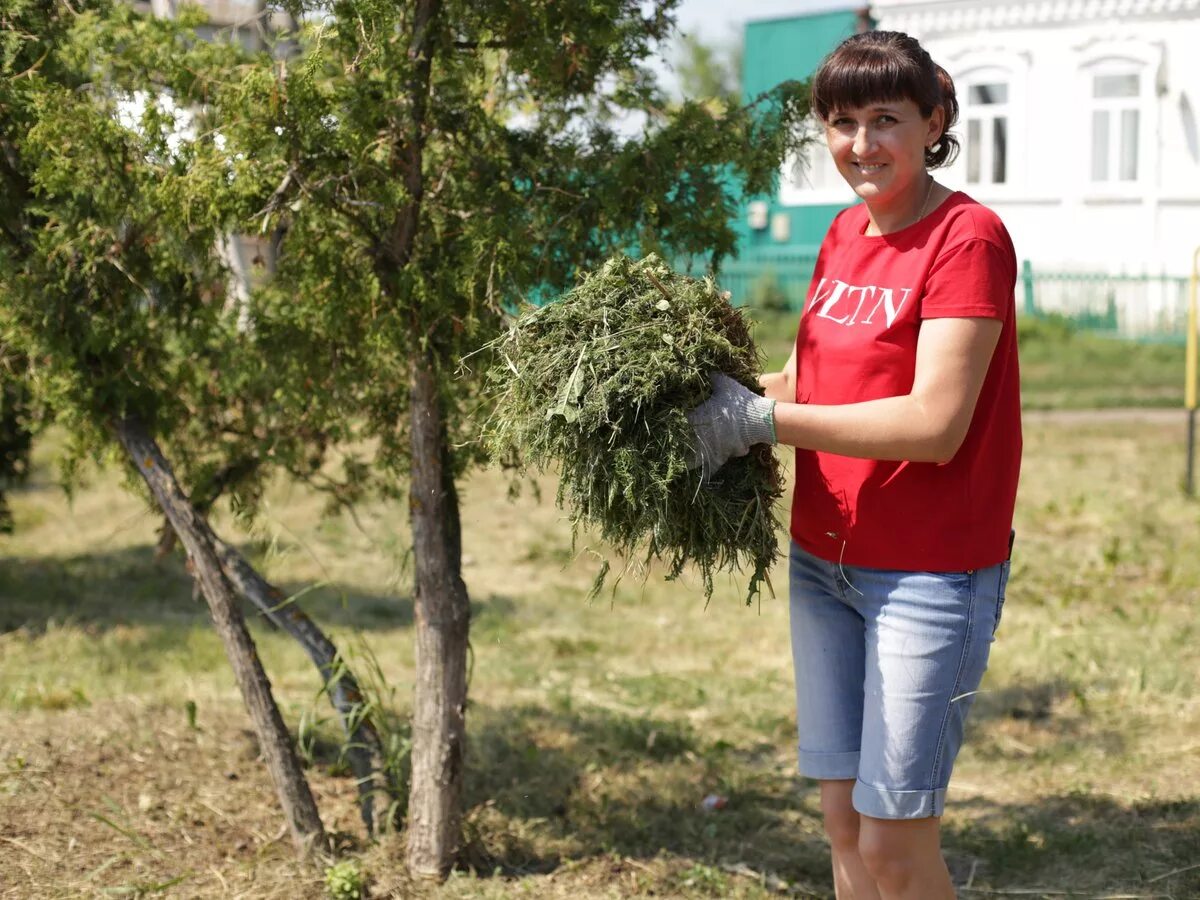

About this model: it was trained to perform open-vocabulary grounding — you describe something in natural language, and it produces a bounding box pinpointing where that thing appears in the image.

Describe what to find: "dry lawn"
[1,414,1198,899]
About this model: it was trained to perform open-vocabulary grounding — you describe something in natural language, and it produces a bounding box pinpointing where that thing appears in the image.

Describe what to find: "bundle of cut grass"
[483,253,783,604]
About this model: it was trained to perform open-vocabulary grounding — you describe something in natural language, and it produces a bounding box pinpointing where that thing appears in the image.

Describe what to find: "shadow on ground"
[944,793,1200,894]
[456,702,834,893]
[0,543,514,634]
[449,702,1198,896]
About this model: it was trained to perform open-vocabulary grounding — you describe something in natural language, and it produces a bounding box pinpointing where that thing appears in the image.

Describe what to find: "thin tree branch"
[452,40,508,50]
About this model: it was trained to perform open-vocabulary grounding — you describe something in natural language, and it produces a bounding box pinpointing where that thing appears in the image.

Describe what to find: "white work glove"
[685,372,776,480]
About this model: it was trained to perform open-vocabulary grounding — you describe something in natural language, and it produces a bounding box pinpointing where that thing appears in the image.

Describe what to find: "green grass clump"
[324,860,365,900]
[483,253,783,604]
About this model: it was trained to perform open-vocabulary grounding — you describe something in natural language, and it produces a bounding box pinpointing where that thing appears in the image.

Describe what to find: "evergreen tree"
[1,0,807,877]
[184,0,805,876]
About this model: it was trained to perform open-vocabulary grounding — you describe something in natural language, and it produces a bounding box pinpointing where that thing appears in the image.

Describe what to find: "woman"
[688,31,1020,900]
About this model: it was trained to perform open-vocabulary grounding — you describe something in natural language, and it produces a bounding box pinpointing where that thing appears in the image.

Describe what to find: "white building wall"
[870,0,1200,276]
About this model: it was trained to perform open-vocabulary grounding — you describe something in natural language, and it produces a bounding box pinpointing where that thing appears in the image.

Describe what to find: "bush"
[748,270,791,313]
[0,371,34,534]
[1017,311,1076,344]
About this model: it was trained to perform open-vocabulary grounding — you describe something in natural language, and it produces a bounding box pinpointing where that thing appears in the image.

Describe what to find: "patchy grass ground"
[2,410,1199,897]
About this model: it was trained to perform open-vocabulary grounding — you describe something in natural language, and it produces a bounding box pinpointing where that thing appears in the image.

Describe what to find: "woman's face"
[823,99,943,207]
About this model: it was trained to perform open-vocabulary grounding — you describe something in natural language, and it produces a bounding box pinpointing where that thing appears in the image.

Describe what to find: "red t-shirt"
[790,191,1021,571]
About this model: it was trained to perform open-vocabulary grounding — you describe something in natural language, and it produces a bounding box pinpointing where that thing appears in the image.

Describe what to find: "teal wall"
[735,9,865,259]
[742,11,864,101]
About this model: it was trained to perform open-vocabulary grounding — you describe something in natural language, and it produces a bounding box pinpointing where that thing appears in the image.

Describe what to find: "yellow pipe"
[1189,246,1200,411]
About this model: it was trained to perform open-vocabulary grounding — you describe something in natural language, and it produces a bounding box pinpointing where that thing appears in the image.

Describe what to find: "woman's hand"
[686,373,777,480]
[759,344,798,403]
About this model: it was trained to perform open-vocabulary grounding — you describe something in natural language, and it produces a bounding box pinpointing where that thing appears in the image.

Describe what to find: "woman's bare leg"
[857,814,955,900]
[820,780,881,900]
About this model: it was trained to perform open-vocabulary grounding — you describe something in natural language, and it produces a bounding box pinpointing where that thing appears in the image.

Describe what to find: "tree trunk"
[404,351,470,880]
[213,536,400,834]
[153,460,399,834]
[112,416,326,858]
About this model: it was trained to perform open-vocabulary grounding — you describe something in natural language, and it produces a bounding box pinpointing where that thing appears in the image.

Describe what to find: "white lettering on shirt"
[809,278,913,328]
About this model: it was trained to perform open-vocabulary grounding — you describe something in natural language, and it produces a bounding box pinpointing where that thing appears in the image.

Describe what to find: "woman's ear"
[926,106,946,148]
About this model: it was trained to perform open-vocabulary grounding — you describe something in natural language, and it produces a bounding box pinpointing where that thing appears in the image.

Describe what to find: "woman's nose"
[852,126,873,156]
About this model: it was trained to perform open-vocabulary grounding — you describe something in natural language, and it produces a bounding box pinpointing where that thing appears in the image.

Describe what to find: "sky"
[672,0,851,43]
[658,0,851,93]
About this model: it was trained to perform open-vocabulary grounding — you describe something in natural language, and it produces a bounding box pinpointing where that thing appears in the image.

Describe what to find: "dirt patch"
[0,698,362,899]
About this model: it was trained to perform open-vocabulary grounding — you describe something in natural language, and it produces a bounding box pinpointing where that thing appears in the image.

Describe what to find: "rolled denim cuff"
[797,747,859,780]
[852,781,946,819]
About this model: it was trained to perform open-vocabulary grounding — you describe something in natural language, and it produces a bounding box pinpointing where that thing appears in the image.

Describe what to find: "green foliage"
[1017,311,1076,344]
[483,254,783,604]
[324,859,365,900]
[747,271,790,314]
[160,0,807,516]
[0,351,34,533]
[0,0,260,508]
[184,699,199,731]
[298,635,413,826]
[674,31,741,108]
[1,0,810,518]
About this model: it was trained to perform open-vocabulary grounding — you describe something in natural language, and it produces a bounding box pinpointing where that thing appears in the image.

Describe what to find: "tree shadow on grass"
[966,677,1131,764]
[456,701,1196,896]
[459,702,833,891]
[0,543,518,635]
[943,793,1200,895]
[971,677,1081,725]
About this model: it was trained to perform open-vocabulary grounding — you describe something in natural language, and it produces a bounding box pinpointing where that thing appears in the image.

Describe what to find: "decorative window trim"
[1075,40,1163,194]
[943,47,1031,195]
[875,0,1200,39]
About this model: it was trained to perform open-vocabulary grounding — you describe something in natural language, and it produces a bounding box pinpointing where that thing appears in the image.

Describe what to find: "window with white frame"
[1088,63,1143,182]
[962,75,1010,186]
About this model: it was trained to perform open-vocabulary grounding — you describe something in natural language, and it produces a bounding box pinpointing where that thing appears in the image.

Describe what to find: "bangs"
[811,43,936,120]
[809,31,961,167]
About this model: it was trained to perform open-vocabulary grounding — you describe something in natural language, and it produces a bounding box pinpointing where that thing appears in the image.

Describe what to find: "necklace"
[867,176,937,236]
[914,175,936,226]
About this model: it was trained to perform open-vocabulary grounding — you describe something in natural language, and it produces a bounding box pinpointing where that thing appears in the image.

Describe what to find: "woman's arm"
[758,343,797,403]
[773,316,1003,463]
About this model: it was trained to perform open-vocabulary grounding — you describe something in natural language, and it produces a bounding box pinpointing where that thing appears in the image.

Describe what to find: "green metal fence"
[1020,262,1191,342]
[697,248,820,312]
[698,250,1190,342]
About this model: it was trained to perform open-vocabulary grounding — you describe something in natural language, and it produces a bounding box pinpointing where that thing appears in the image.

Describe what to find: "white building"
[880,0,1200,279]
[770,0,1200,333]
[786,0,1200,273]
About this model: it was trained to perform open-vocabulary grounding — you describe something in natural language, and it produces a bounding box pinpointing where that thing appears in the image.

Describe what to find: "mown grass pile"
[483,254,783,603]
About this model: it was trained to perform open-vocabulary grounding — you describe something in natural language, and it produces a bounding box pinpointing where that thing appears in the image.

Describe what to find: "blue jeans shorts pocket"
[991,530,1015,638]
[991,559,1012,638]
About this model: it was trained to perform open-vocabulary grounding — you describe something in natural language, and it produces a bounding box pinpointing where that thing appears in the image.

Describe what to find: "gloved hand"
[686,372,777,480]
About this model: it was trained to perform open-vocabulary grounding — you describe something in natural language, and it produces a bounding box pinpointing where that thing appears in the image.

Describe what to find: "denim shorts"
[788,540,1010,819]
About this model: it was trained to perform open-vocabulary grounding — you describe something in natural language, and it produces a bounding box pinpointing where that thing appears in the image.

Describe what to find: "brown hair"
[811,31,960,169]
